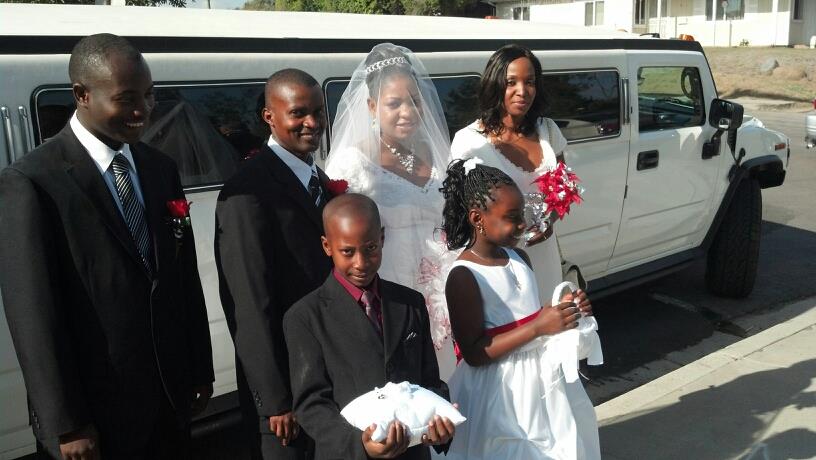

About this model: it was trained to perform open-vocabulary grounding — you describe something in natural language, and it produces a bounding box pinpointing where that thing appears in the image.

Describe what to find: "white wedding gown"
[326,147,458,381]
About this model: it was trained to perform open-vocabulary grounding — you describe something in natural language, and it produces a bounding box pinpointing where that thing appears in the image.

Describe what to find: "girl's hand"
[563,289,593,317]
[533,301,580,336]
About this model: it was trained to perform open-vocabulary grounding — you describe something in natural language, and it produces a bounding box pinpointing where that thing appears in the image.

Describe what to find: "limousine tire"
[705,178,762,298]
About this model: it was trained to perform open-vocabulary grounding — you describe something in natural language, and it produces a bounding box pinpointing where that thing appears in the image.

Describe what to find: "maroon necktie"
[361,290,383,336]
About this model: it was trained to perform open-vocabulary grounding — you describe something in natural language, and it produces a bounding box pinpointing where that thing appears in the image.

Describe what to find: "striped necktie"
[111,153,153,275]
[305,156,322,207]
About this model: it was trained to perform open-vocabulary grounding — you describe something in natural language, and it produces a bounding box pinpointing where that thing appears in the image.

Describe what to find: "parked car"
[806,98,816,149]
[0,4,789,457]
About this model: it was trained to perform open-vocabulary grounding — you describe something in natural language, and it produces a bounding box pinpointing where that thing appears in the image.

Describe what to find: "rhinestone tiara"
[364,56,409,74]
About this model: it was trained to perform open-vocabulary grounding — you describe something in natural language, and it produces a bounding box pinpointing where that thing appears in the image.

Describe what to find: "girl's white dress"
[326,147,458,380]
[445,249,600,460]
[450,117,565,305]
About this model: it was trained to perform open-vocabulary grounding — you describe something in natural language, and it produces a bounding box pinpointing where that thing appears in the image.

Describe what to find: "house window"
[635,0,646,24]
[793,0,802,19]
[707,0,744,19]
[513,6,530,20]
[637,67,704,132]
[585,1,604,25]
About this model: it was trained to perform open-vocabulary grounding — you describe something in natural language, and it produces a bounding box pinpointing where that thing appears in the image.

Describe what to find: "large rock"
[758,58,779,75]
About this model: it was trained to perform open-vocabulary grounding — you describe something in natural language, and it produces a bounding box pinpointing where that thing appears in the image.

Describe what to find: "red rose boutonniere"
[326,179,349,195]
[166,199,192,240]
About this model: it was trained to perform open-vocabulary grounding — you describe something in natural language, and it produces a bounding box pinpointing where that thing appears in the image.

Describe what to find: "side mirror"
[709,98,744,131]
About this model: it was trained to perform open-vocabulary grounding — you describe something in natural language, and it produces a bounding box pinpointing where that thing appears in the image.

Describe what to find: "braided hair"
[440,159,516,251]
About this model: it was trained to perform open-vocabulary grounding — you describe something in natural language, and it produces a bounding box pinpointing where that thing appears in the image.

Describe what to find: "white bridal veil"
[325,44,457,373]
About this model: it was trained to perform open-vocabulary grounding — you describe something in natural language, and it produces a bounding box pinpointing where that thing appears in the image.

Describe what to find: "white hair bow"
[463,157,484,176]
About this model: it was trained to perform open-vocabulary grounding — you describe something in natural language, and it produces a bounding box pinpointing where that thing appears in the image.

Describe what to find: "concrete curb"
[596,297,816,424]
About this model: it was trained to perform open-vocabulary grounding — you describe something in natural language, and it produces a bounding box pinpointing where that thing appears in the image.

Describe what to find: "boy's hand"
[534,301,579,336]
[362,422,410,458]
[269,411,300,447]
[563,289,593,317]
[421,413,456,446]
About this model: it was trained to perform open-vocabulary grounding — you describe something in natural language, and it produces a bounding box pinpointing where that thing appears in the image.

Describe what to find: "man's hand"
[421,414,456,446]
[59,424,100,460]
[269,411,300,447]
[361,422,410,459]
[190,383,213,416]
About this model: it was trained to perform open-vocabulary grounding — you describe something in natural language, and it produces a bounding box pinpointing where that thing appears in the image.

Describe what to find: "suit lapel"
[380,282,409,364]
[60,127,148,277]
[260,146,323,229]
[131,144,168,278]
[321,276,385,357]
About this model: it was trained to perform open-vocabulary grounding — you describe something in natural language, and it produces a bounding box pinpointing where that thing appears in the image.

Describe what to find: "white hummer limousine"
[0,4,789,458]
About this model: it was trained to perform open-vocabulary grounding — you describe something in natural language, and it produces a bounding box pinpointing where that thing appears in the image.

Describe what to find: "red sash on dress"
[454,309,541,363]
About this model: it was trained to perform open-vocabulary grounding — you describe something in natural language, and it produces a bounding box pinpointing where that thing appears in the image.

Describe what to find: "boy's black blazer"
[0,126,214,454]
[283,274,450,460]
[214,144,334,436]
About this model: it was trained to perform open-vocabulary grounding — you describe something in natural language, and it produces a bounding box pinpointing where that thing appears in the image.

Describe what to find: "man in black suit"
[214,69,334,460]
[0,34,214,459]
[284,194,454,460]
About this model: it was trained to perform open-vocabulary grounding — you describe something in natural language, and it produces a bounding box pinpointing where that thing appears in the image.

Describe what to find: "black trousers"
[37,396,189,460]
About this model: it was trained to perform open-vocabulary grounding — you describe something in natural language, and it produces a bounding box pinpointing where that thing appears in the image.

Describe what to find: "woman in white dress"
[325,43,457,379]
[450,44,568,305]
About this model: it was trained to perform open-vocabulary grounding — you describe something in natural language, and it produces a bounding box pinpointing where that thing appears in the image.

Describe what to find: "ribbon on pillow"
[546,281,604,383]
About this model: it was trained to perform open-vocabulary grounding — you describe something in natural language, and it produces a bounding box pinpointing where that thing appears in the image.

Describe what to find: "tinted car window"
[324,75,480,143]
[540,70,621,142]
[637,66,704,132]
[34,83,267,188]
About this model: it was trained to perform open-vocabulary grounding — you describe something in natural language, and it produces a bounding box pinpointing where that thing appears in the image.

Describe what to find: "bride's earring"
[477,224,486,236]
[371,117,379,134]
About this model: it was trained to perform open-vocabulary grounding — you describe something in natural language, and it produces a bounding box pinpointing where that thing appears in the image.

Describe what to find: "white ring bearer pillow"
[340,381,466,447]
[546,281,604,385]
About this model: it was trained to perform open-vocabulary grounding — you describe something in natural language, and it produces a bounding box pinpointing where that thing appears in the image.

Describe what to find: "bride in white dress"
[325,43,457,380]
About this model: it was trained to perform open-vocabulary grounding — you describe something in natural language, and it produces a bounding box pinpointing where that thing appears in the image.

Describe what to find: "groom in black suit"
[215,69,334,460]
[0,34,214,459]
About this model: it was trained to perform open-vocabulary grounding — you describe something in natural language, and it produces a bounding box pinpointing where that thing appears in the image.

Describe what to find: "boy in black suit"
[283,193,455,460]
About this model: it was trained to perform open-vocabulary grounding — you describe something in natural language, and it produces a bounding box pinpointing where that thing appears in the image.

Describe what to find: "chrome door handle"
[1,107,14,165]
[18,106,34,154]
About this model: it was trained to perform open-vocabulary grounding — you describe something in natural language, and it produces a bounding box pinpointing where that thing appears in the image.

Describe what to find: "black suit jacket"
[283,275,449,460]
[214,144,334,429]
[0,126,214,450]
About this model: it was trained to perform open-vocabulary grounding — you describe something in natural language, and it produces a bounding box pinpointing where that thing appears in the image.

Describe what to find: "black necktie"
[111,154,153,275]
[305,156,322,207]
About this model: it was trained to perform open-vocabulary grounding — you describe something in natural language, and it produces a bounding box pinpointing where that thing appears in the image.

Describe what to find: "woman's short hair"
[478,44,547,137]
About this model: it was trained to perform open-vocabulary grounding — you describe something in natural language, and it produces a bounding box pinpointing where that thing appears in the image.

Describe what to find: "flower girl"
[440,158,601,459]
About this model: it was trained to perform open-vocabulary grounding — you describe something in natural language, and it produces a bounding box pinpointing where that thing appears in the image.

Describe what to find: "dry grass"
[704,47,816,102]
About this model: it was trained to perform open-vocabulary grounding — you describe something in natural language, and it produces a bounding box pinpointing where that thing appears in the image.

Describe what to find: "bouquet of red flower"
[533,161,583,219]
[523,162,583,241]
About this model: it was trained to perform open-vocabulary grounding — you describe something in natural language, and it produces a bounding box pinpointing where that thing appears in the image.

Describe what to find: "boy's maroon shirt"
[332,268,383,330]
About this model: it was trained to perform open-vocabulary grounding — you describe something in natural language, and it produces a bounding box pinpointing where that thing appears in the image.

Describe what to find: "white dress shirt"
[70,113,145,215]
[267,135,317,193]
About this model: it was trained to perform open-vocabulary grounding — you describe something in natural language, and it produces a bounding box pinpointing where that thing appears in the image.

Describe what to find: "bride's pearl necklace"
[382,140,416,174]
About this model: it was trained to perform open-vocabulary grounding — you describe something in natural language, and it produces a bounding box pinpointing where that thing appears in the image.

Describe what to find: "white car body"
[0,5,789,458]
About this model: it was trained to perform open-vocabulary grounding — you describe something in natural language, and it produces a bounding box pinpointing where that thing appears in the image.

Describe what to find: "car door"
[610,51,721,269]
[539,62,630,279]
